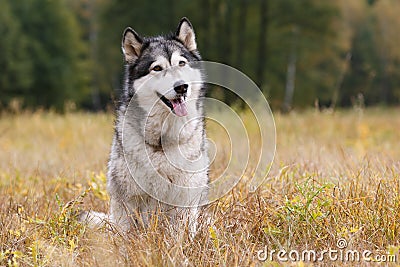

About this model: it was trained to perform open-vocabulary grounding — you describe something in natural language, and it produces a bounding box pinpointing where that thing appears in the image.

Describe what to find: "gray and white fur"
[81,18,209,236]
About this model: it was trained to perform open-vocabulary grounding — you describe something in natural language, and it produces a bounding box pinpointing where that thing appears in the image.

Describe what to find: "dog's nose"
[174,81,188,95]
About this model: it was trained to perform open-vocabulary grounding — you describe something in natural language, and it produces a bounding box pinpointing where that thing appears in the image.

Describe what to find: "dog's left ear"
[176,17,197,51]
[122,27,143,64]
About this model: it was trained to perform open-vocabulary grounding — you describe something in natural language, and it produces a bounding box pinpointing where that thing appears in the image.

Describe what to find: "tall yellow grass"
[0,108,399,266]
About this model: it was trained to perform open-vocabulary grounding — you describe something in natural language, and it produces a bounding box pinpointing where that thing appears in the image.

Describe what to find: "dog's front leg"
[109,197,136,232]
[187,207,199,239]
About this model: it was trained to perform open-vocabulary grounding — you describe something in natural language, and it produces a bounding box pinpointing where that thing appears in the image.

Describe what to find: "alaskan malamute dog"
[82,18,209,236]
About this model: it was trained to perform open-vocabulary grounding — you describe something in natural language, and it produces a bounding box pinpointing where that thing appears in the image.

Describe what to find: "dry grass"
[0,108,399,266]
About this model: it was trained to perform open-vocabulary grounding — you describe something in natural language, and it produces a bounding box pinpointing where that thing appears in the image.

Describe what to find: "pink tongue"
[171,99,188,116]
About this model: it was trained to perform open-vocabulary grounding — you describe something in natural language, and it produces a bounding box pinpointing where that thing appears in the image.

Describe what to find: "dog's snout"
[174,84,188,94]
[173,81,188,95]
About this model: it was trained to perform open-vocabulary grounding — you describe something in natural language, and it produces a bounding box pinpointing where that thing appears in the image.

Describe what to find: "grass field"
[0,108,399,266]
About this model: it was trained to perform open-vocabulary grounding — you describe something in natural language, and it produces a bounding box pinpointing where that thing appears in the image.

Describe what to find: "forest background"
[1,0,400,112]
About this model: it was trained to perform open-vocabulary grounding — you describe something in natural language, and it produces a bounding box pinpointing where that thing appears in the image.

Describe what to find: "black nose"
[174,81,188,95]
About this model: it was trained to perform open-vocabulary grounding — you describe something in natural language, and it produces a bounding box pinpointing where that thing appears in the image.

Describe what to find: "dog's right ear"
[122,27,143,63]
[176,17,197,51]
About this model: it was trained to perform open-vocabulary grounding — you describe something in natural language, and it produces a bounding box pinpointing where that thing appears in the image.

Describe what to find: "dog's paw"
[78,210,109,229]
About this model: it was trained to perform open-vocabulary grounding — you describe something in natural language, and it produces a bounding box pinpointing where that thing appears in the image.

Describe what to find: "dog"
[81,17,209,236]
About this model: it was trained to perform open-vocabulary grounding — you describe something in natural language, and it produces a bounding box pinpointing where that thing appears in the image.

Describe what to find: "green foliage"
[0,0,89,111]
[0,0,32,106]
[268,0,340,108]
[0,0,399,110]
[341,0,400,106]
[44,192,87,247]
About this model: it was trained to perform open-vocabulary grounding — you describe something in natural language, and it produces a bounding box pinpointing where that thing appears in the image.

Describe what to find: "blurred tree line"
[0,0,399,111]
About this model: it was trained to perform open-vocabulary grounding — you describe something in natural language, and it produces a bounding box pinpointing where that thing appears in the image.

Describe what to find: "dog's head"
[122,17,204,118]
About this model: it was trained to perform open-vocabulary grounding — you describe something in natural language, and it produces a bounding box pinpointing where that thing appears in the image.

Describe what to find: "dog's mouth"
[157,93,188,117]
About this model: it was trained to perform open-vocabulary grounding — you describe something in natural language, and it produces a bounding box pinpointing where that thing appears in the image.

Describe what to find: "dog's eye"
[152,65,163,72]
[179,61,186,67]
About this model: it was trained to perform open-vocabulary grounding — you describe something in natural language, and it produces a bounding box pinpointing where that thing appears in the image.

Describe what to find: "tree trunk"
[224,0,233,64]
[331,52,352,110]
[217,1,233,64]
[282,26,299,113]
[201,0,211,53]
[235,0,248,70]
[256,0,268,89]
[378,15,389,104]
[89,0,101,110]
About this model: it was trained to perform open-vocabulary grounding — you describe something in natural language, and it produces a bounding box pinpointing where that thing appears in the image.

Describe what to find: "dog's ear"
[122,27,143,63]
[176,17,197,51]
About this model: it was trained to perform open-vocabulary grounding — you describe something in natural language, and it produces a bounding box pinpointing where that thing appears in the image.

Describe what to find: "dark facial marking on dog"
[130,55,154,79]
